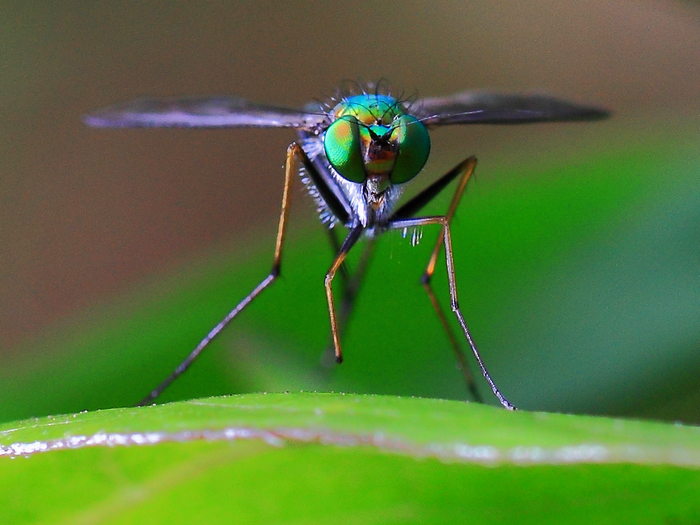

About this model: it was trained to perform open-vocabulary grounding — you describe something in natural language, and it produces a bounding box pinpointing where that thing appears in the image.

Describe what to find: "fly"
[84,82,610,409]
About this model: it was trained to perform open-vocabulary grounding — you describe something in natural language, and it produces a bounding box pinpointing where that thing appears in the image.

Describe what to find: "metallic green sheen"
[324,116,366,183]
[391,114,431,184]
[342,95,401,124]
[324,95,430,185]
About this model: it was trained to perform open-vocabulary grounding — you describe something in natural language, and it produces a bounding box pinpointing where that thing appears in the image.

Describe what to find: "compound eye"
[391,115,431,184]
[324,115,366,183]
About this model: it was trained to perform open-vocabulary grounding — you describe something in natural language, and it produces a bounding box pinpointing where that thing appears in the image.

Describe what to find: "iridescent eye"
[391,115,430,184]
[324,116,366,183]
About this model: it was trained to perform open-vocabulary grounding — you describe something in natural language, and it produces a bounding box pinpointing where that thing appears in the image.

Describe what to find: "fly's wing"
[413,91,610,127]
[83,96,327,129]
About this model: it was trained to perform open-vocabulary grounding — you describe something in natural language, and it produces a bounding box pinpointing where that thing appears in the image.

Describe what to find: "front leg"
[324,224,365,363]
[320,229,375,368]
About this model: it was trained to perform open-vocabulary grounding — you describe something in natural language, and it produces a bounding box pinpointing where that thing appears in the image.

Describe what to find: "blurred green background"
[2,1,700,424]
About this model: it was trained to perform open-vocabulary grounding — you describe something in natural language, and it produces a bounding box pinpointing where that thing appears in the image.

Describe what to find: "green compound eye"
[391,114,431,184]
[324,115,366,183]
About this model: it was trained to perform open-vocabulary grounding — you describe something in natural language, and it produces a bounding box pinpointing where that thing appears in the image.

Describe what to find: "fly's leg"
[389,215,515,410]
[421,158,481,402]
[391,157,482,402]
[337,238,374,338]
[320,233,375,368]
[319,228,348,368]
[137,142,303,406]
[325,224,365,364]
[325,228,351,309]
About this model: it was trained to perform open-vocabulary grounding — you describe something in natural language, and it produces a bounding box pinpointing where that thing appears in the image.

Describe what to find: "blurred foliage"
[1,393,699,524]
[2,113,699,424]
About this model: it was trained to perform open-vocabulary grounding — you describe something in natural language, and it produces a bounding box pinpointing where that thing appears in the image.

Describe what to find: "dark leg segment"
[137,142,303,406]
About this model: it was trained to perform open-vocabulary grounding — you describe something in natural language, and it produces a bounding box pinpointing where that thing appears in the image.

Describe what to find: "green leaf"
[1,393,699,524]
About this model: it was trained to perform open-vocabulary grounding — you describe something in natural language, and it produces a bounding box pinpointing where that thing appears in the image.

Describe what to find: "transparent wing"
[83,96,327,129]
[413,91,610,127]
